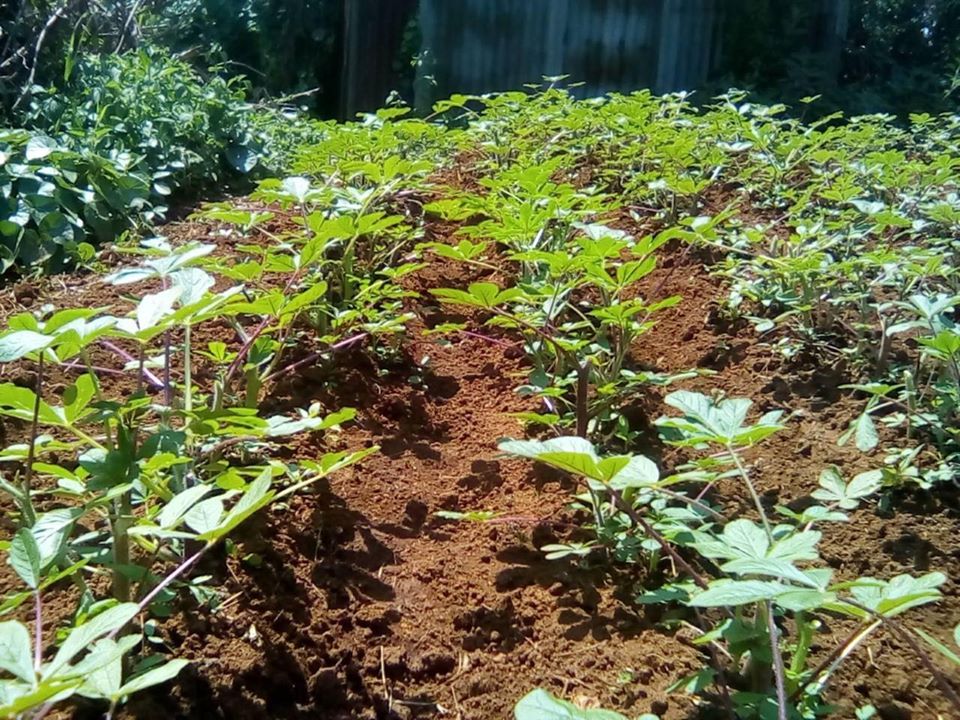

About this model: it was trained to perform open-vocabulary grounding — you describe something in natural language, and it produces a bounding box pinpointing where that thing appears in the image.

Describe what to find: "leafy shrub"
[143,0,344,116]
[0,48,324,277]
[0,130,152,275]
[21,48,264,198]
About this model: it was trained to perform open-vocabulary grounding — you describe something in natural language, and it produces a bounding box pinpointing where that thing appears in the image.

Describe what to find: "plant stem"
[794,619,880,701]
[23,352,44,513]
[896,620,960,712]
[106,544,210,642]
[727,443,773,542]
[575,361,590,438]
[223,270,302,386]
[183,325,192,414]
[31,701,55,720]
[653,487,724,520]
[692,609,735,720]
[607,487,710,590]
[163,329,173,407]
[262,332,369,384]
[33,590,42,672]
[844,600,960,713]
[81,350,114,448]
[137,345,144,395]
[112,493,132,603]
[100,340,163,388]
[59,361,132,378]
[765,600,788,720]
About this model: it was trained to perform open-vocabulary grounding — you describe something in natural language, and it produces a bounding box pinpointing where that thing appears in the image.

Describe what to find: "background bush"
[0,0,958,278]
[23,49,267,197]
[713,0,960,115]
[0,129,151,274]
[144,0,343,117]
[0,46,322,277]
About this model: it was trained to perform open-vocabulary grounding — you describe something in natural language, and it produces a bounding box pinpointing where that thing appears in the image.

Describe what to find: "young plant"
[0,239,376,718]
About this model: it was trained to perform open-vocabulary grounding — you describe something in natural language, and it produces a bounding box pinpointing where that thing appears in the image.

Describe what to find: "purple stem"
[163,331,172,406]
[263,332,369,384]
[33,590,42,672]
[99,340,164,389]
[459,330,517,348]
[60,361,134,378]
[105,545,208,642]
[224,272,303,385]
[32,702,54,720]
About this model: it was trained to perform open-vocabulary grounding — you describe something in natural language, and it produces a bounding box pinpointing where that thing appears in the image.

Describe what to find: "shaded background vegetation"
[716,0,960,116]
[2,0,959,123]
[0,0,957,276]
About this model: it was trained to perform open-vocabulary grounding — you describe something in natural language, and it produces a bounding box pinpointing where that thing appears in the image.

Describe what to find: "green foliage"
[0,238,375,717]
[0,47,322,277]
[714,0,960,115]
[145,0,344,116]
[0,75,957,718]
[23,49,270,195]
[0,129,150,274]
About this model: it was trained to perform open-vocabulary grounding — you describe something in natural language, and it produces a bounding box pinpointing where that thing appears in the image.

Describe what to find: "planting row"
[1,88,958,719]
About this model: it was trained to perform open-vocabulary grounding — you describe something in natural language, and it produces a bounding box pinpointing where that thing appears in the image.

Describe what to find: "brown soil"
[2,204,959,720]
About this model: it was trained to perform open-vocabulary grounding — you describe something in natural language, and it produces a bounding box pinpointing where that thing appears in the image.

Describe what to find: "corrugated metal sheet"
[340,0,418,117]
[414,0,717,111]
[341,0,846,117]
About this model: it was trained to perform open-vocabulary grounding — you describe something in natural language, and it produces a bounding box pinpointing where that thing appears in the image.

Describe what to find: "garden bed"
[1,91,959,720]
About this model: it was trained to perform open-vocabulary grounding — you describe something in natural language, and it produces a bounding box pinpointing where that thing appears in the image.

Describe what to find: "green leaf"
[134,287,181,332]
[659,391,782,447]
[281,176,312,203]
[842,412,879,452]
[774,588,836,612]
[688,579,788,607]
[514,688,630,720]
[76,638,126,699]
[431,282,523,310]
[769,530,821,562]
[303,447,379,477]
[721,558,824,589]
[8,529,41,589]
[0,330,53,362]
[171,268,215,306]
[0,384,66,426]
[812,467,881,509]
[508,412,561,427]
[197,468,274,542]
[812,467,849,506]
[847,470,883,500]
[184,497,224,535]
[116,658,189,696]
[853,413,879,452]
[499,437,601,480]
[838,572,946,620]
[915,627,960,667]
[25,136,57,161]
[0,621,34,683]
[159,485,214,529]
[499,438,659,490]
[0,677,80,717]
[45,603,140,677]
[720,519,769,560]
[31,508,82,569]
[604,455,660,490]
